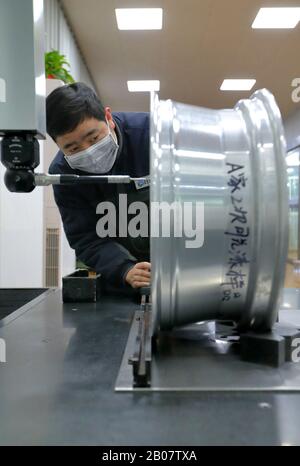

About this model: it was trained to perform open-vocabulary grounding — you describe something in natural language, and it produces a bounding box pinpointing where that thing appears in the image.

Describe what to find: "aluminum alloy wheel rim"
[150,88,288,334]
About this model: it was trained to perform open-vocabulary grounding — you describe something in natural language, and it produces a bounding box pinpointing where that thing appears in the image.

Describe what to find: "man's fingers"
[133,270,151,280]
[136,262,151,270]
[132,281,151,289]
[125,262,151,289]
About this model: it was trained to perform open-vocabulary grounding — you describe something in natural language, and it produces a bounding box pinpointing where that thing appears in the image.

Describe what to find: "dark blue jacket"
[48,112,150,290]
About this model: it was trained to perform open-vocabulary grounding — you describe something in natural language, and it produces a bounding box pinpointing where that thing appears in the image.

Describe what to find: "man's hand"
[125,262,151,289]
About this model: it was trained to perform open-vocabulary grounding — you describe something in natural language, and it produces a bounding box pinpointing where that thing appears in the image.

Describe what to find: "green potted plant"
[45,49,75,83]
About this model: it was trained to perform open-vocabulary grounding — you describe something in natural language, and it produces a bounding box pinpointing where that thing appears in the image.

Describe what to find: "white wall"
[0,146,44,288]
[44,0,96,89]
[44,79,75,284]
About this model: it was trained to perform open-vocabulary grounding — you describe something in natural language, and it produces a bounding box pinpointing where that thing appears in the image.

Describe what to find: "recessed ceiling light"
[115,8,163,30]
[286,151,300,167]
[127,80,160,92]
[252,7,300,29]
[220,79,256,91]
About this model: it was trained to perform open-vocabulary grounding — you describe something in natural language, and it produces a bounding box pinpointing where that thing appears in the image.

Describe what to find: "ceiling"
[61,0,300,118]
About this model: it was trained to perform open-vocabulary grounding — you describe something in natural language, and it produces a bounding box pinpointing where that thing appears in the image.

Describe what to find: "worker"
[46,82,151,293]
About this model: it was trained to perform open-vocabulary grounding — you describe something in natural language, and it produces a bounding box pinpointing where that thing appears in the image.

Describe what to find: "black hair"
[46,82,106,140]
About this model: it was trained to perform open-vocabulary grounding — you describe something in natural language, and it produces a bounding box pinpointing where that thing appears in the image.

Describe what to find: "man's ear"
[105,107,115,130]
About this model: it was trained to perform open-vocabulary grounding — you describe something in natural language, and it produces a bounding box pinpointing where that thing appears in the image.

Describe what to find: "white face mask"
[64,122,119,173]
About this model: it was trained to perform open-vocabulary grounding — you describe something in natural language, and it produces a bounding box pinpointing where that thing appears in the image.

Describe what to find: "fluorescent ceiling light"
[286,151,300,167]
[127,80,160,92]
[252,8,300,29]
[220,79,256,91]
[115,8,163,30]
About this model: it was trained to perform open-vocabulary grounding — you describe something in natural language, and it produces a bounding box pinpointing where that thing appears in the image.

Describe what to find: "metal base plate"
[115,310,300,392]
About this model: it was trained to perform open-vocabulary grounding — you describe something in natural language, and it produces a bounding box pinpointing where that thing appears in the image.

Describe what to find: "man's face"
[56,109,116,156]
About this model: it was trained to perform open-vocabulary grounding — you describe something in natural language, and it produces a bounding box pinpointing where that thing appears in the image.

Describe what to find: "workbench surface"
[0,287,300,446]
